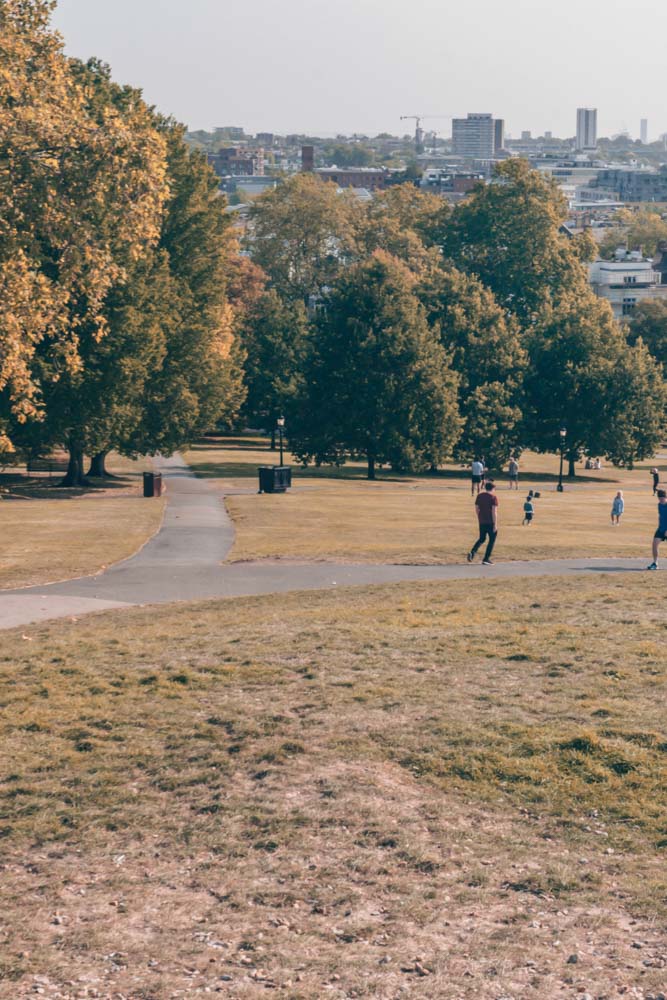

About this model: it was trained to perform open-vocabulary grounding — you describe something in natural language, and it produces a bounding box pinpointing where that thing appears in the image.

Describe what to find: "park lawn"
[185,437,662,564]
[0,455,164,590]
[0,575,665,997]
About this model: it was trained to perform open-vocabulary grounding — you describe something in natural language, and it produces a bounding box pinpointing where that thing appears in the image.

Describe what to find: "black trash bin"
[143,471,163,497]
[258,466,292,494]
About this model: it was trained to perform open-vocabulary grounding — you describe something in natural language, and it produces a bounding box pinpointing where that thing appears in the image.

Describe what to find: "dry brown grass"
[0,455,164,590]
[185,437,664,564]
[0,574,665,998]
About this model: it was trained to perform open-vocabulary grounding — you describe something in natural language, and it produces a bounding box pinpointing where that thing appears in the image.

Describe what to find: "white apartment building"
[576,108,597,151]
[589,248,667,320]
[452,114,496,159]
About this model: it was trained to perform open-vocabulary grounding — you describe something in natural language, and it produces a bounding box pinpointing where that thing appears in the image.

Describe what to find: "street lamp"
[277,415,285,467]
[557,426,567,492]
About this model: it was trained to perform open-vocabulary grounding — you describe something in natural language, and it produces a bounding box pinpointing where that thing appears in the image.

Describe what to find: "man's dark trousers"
[471,524,497,562]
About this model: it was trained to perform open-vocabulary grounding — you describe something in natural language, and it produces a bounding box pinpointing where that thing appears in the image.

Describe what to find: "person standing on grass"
[647,489,667,570]
[467,481,498,565]
[611,491,624,525]
[651,467,660,495]
[523,492,535,525]
[508,456,519,490]
[471,457,484,496]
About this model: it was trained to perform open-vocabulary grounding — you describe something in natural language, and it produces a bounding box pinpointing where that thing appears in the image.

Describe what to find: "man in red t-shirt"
[467,481,498,565]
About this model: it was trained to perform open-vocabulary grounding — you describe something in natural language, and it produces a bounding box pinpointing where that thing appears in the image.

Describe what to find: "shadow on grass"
[0,472,137,501]
[188,436,621,487]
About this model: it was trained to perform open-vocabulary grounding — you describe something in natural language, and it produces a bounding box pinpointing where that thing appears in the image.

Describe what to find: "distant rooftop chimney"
[301,145,314,172]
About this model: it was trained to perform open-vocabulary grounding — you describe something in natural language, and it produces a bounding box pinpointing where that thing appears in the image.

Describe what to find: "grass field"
[185,437,664,565]
[1,574,665,997]
[0,454,164,590]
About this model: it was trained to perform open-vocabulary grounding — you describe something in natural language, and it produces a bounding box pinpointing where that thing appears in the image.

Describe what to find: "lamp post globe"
[277,415,285,467]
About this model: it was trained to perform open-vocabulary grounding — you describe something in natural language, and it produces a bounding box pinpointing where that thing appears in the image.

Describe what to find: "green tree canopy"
[419,265,526,468]
[289,252,461,478]
[599,208,667,260]
[627,299,667,369]
[248,172,359,303]
[441,160,597,320]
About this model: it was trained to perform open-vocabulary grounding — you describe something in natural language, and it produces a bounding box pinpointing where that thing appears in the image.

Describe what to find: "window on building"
[622,298,637,315]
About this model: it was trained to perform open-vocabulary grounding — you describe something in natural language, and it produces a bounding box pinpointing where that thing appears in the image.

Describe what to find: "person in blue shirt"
[611,491,624,525]
[647,490,667,569]
[522,492,535,525]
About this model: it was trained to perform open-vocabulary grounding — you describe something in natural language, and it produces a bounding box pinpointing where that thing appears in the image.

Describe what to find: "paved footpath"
[0,454,647,630]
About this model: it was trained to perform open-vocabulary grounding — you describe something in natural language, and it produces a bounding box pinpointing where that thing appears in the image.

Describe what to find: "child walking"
[611,491,624,525]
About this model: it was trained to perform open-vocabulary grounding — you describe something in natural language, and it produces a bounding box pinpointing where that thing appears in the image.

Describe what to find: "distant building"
[589,247,667,320]
[587,166,667,202]
[208,147,265,178]
[452,114,495,159]
[640,119,648,144]
[301,145,315,172]
[576,108,597,151]
[494,119,505,153]
[521,130,532,141]
[314,166,387,191]
[215,126,245,141]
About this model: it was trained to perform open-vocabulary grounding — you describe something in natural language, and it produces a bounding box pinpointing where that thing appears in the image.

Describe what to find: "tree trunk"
[568,456,576,478]
[367,454,376,480]
[87,451,111,477]
[61,445,88,488]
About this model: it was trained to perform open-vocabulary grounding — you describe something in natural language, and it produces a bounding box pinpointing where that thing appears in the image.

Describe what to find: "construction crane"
[400,114,456,154]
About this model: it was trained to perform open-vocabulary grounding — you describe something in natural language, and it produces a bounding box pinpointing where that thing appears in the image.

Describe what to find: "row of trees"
[0,1,245,484]
[239,164,666,476]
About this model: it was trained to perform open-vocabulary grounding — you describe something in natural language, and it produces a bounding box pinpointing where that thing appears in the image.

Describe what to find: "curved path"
[0,454,647,630]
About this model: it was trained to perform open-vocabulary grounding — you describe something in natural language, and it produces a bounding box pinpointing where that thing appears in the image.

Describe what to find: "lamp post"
[557,426,567,492]
[277,415,285,467]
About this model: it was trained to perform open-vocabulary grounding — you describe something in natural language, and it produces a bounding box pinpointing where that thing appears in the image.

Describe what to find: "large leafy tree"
[290,252,461,479]
[522,294,665,472]
[239,290,310,447]
[627,299,667,370]
[122,124,246,458]
[248,172,359,303]
[419,265,526,468]
[0,2,167,454]
[442,159,597,320]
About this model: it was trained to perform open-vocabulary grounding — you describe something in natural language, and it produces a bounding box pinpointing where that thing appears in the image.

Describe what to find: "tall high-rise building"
[640,119,648,144]
[494,118,505,153]
[452,113,495,158]
[576,108,598,151]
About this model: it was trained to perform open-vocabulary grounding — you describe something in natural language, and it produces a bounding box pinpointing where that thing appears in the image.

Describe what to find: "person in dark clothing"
[651,468,660,495]
[467,481,498,565]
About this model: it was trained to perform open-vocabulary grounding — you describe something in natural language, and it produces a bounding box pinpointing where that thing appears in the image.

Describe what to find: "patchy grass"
[185,437,663,564]
[0,455,164,590]
[1,574,665,997]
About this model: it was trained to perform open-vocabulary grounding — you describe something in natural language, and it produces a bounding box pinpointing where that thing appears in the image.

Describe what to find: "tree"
[419,265,526,468]
[239,290,310,447]
[354,185,450,275]
[521,293,660,473]
[600,208,667,259]
[442,160,597,321]
[601,338,667,467]
[627,299,667,369]
[289,252,461,479]
[248,172,358,303]
[0,5,167,459]
[121,124,246,457]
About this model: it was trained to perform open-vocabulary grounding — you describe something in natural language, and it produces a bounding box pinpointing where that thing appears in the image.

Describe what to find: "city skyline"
[51,0,666,141]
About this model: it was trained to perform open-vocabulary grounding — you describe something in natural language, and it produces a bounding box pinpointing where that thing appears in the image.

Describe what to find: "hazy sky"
[52,0,667,140]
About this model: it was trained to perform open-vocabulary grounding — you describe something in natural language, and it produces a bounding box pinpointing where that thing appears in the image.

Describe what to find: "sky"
[52,0,667,141]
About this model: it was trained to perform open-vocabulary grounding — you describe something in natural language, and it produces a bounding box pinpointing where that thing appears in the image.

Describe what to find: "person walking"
[467,481,499,565]
[611,491,624,525]
[651,467,660,495]
[508,456,519,490]
[471,457,484,496]
[647,489,667,569]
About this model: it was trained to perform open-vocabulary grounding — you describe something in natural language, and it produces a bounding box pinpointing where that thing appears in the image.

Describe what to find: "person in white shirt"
[471,458,484,495]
